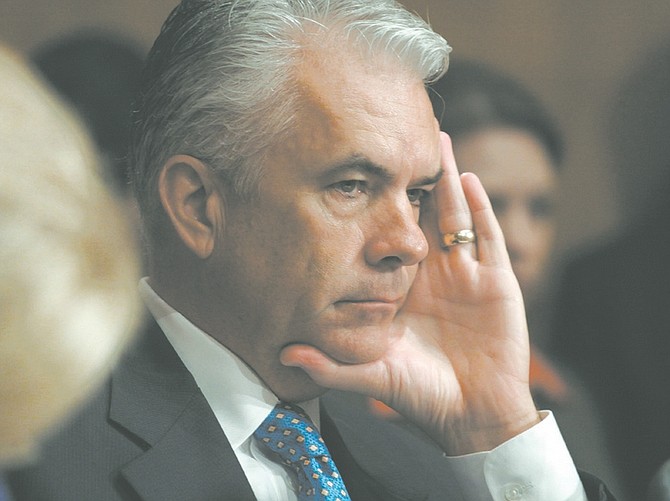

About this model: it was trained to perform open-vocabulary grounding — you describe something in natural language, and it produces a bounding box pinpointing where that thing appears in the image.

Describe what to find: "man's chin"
[270,364,331,403]
[317,324,399,364]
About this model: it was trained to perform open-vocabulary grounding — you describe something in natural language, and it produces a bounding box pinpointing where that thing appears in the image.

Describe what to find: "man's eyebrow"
[413,168,444,187]
[322,155,394,182]
[322,155,444,186]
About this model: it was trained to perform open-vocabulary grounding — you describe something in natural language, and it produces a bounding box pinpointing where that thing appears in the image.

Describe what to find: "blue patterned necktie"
[253,402,351,501]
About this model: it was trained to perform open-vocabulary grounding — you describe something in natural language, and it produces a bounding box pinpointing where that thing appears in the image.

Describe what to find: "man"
[8,1,614,499]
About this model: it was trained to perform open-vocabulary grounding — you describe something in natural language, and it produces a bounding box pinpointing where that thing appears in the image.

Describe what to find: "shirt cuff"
[443,411,588,501]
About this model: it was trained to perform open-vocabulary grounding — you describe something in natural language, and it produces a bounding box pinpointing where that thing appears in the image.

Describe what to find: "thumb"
[280,343,385,397]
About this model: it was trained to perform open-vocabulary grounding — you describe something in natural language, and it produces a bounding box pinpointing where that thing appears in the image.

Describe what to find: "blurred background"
[3,0,670,261]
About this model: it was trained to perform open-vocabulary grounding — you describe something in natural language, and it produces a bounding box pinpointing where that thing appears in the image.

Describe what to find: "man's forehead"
[296,42,419,105]
[265,42,438,177]
[291,48,428,143]
[272,78,344,167]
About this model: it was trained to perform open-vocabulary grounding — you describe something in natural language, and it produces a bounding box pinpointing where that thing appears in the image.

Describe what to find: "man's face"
[205,48,441,401]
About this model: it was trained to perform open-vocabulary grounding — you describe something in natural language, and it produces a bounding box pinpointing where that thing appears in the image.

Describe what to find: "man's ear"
[158,155,223,259]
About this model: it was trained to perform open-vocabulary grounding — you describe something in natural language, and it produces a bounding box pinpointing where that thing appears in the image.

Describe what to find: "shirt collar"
[138,278,320,450]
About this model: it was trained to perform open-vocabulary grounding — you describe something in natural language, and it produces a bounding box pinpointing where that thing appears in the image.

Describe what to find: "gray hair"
[130,0,451,247]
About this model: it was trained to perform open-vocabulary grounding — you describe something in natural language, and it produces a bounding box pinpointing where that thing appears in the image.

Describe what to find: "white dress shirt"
[140,279,588,501]
[140,279,317,501]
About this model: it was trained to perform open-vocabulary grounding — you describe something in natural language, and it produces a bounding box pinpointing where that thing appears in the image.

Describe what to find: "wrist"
[437,394,540,455]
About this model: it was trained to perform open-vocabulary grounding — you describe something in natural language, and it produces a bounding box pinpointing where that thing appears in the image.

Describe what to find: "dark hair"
[429,60,563,166]
[32,33,145,195]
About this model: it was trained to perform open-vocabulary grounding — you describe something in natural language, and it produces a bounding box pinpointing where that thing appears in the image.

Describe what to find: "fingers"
[435,133,474,245]
[433,132,510,268]
[460,172,512,268]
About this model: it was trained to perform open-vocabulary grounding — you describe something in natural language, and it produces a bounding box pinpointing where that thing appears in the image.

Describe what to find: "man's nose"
[364,198,429,268]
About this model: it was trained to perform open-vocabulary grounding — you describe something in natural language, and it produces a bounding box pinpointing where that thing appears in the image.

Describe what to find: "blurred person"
[552,41,670,499]
[0,44,141,492]
[8,2,615,500]
[426,60,621,496]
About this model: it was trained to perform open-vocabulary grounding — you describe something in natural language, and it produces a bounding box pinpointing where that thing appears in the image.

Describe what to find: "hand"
[281,132,539,454]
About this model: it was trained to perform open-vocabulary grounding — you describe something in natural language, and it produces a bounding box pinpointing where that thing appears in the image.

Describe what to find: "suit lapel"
[109,321,256,501]
[322,392,464,501]
[322,392,431,501]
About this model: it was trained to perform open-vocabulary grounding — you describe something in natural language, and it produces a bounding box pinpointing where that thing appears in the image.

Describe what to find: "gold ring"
[441,229,476,248]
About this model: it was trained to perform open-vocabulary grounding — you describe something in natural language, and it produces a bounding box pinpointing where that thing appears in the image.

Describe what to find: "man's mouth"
[333,295,405,320]
[336,295,404,305]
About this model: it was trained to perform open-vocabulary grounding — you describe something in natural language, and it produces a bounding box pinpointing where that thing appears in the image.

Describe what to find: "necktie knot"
[254,402,350,500]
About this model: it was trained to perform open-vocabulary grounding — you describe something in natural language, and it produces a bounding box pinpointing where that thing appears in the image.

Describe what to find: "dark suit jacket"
[8,320,614,500]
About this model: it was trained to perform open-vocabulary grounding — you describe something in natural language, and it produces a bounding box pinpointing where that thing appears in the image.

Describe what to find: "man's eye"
[407,188,430,207]
[333,180,367,197]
